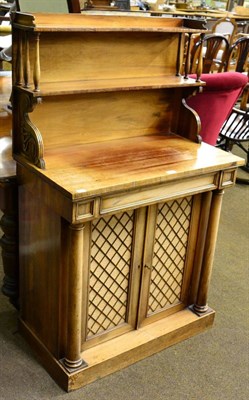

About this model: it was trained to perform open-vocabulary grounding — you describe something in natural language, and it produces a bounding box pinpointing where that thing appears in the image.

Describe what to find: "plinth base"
[19,307,215,392]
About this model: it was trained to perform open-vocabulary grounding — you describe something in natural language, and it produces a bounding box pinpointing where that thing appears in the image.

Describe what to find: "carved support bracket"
[176,98,202,143]
[13,90,45,169]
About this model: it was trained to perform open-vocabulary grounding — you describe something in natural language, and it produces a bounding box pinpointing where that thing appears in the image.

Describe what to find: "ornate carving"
[19,92,45,169]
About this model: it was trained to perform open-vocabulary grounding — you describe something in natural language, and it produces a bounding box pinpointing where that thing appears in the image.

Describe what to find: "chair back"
[186,72,248,146]
[220,107,249,143]
[190,33,230,74]
[212,17,237,45]
[226,36,249,73]
[16,0,81,13]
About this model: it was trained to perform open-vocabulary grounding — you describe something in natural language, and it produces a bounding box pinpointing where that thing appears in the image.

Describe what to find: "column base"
[189,304,214,317]
[60,358,88,374]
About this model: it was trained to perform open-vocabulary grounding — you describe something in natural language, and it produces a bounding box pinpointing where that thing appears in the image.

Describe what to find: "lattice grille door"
[87,211,134,339]
[148,197,192,315]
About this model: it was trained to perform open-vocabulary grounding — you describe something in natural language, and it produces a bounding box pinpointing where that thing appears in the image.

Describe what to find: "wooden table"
[151,8,249,21]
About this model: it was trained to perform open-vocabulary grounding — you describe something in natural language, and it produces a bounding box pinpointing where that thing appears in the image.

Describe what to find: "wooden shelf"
[20,75,204,97]
[12,12,207,32]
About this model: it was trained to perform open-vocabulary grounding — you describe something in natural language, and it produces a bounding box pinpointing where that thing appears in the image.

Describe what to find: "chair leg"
[225,139,234,152]
[236,175,249,184]
[236,143,249,185]
[241,143,249,172]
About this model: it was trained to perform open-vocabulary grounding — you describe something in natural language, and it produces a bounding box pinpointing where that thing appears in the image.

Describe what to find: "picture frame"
[16,0,81,13]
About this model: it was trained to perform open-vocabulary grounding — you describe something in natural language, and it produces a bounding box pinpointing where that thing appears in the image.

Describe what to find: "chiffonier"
[10,12,244,391]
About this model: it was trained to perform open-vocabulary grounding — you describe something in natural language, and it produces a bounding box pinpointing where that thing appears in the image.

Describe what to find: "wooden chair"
[219,37,249,184]
[190,33,230,74]
[211,17,238,45]
[219,92,249,184]
[225,36,249,73]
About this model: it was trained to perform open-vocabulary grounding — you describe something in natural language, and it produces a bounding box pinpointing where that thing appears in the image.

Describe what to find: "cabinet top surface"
[21,135,244,200]
[12,12,207,33]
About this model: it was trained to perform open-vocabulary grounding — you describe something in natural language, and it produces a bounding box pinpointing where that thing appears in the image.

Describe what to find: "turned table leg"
[193,189,224,314]
[0,177,19,308]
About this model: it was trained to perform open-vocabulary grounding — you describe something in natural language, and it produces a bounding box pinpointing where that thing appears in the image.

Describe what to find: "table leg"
[0,177,19,308]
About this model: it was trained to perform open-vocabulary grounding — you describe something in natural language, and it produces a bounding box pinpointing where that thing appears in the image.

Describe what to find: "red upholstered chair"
[186,72,248,146]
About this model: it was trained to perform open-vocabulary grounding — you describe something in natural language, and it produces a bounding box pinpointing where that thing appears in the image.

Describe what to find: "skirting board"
[19,307,215,392]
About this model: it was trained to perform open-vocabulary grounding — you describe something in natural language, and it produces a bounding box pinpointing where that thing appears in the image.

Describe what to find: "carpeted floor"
[0,163,248,400]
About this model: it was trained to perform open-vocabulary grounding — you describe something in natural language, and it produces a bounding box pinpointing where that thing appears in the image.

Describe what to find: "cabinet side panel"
[19,170,62,356]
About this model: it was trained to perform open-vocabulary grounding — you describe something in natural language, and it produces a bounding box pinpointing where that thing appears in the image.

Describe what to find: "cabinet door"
[138,195,200,327]
[82,207,146,350]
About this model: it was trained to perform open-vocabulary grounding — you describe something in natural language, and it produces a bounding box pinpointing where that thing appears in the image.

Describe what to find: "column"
[62,223,88,371]
[193,189,224,314]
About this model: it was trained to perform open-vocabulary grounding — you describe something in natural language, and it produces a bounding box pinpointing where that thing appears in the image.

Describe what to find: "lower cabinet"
[19,172,220,391]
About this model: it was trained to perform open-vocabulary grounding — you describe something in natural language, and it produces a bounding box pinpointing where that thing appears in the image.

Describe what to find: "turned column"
[189,191,212,305]
[193,189,224,314]
[62,223,87,371]
[0,177,19,308]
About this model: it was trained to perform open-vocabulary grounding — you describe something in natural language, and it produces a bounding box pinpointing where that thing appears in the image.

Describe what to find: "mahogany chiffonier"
[11,12,243,391]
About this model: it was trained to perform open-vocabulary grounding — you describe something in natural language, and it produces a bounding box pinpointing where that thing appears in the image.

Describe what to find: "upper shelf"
[18,75,204,97]
[12,13,205,93]
[11,12,207,170]
[12,12,207,33]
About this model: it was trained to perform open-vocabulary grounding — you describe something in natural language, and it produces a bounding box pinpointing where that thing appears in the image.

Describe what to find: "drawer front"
[100,174,217,216]
[73,169,237,223]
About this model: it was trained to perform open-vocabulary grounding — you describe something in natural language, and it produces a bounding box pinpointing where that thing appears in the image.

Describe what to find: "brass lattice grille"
[87,211,134,338]
[148,197,192,314]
